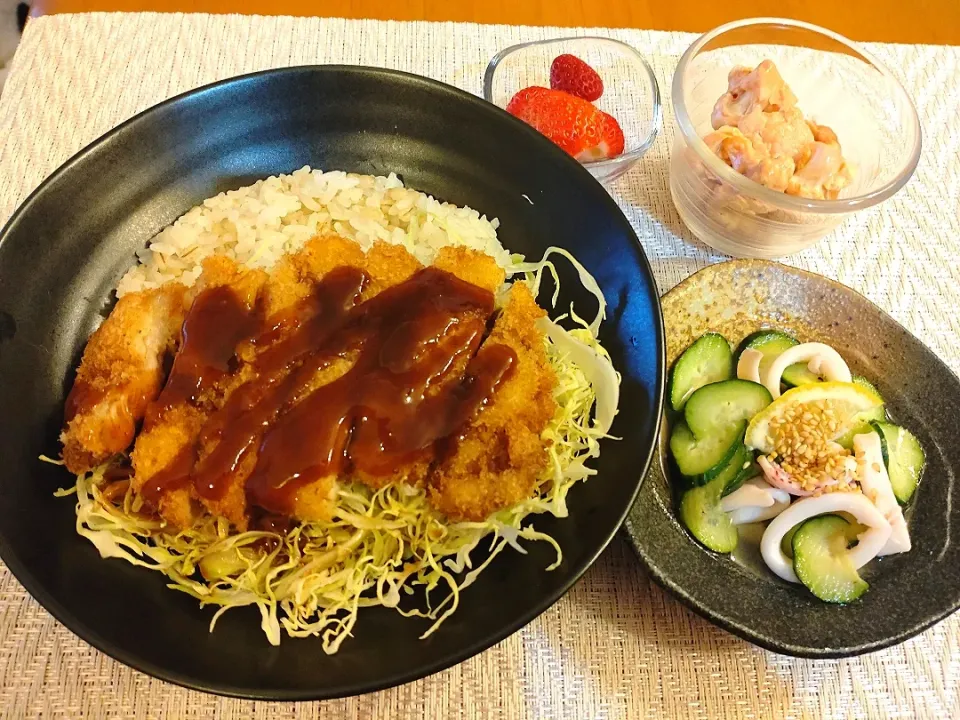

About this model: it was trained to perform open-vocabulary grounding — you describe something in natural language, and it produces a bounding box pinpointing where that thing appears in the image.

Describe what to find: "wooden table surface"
[33,0,960,46]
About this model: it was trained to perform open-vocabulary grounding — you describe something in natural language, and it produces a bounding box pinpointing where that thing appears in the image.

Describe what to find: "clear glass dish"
[670,18,921,258]
[484,37,662,184]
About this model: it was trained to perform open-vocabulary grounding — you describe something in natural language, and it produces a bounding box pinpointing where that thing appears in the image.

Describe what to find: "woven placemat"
[0,13,958,719]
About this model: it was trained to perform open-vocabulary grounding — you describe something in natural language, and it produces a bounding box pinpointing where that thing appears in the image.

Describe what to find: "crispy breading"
[362,241,425,294]
[428,282,557,521]
[249,238,422,366]
[280,241,423,515]
[61,284,186,474]
[261,234,367,318]
[194,432,258,531]
[349,246,503,493]
[196,255,267,306]
[259,236,422,320]
[130,256,267,530]
[65,234,557,531]
[196,355,355,528]
[289,477,339,522]
[432,246,506,294]
[198,238,419,525]
[129,404,204,529]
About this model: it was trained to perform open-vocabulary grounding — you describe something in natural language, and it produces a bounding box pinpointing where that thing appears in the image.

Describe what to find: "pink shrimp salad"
[704,60,853,200]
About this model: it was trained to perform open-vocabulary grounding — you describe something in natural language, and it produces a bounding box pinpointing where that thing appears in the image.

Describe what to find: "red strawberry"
[506,86,625,161]
[550,54,604,102]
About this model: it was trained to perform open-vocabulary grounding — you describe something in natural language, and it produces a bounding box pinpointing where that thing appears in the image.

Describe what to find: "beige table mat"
[1,13,958,719]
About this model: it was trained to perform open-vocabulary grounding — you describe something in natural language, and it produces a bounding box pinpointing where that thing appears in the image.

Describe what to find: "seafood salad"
[667,330,924,603]
[704,60,854,200]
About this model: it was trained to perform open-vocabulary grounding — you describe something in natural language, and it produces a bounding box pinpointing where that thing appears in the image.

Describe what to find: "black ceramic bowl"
[0,67,664,699]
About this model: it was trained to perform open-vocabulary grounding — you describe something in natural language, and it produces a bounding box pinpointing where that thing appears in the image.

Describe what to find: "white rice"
[116,166,508,297]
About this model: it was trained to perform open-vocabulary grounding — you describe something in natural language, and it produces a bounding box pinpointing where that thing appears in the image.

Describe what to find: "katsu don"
[61,235,558,531]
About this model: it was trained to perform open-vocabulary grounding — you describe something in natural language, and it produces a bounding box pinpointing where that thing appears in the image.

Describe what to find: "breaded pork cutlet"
[270,240,425,520]
[428,281,557,521]
[61,284,186,475]
[64,232,557,532]
[349,246,508,492]
[191,237,427,526]
[130,256,267,529]
[431,246,506,294]
[124,237,372,530]
[257,234,422,323]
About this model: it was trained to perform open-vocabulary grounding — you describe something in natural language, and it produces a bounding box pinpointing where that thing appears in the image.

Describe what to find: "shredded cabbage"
[508,246,607,335]
[62,249,621,650]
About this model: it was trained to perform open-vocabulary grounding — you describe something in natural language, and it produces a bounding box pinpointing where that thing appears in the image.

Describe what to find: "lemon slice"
[745,381,883,453]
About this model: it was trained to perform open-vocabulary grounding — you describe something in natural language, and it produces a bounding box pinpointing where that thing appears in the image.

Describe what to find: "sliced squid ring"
[763,343,851,399]
[760,492,892,583]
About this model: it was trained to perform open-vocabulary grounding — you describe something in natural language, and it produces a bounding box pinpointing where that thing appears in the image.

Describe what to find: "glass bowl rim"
[672,17,922,214]
[483,36,663,170]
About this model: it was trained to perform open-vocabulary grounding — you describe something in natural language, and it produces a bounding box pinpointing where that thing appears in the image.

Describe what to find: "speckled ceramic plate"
[624,259,960,658]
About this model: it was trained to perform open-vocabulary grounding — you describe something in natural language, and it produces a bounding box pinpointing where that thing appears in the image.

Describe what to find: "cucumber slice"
[870,421,925,504]
[669,333,734,411]
[792,514,868,603]
[700,441,751,491]
[679,473,739,553]
[781,524,799,559]
[670,420,743,478]
[684,379,773,439]
[783,360,878,390]
[835,405,887,449]
[723,454,760,497]
[782,362,821,387]
[738,331,798,381]
[870,420,892,465]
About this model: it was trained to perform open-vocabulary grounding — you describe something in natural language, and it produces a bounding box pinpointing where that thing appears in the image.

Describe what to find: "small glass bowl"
[484,37,662,184]
[670,18,921,258]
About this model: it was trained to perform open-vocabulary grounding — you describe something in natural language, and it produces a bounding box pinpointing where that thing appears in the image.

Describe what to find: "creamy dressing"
[703,60,854,200]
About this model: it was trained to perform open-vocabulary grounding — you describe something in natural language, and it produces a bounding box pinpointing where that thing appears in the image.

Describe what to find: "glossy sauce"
[103,463,134,482]
[101,463,134,504]
[141,444,196,506]
[150,285,259,420]
[64,379,105,422]
[144,266,516,516]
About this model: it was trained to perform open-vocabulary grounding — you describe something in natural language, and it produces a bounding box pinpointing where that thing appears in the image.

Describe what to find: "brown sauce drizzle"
[104,463,134,483]
[141,444,196,506]
[150,285,259,420]
[142,265,516,517]
[64,379,105,423]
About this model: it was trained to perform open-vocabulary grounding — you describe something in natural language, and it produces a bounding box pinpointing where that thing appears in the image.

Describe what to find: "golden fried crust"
[193,255,268,308]
[193,258,269,409]
[61,284,186,474]
[183,239,378,528]
[348,246,502,494]
[197,449,258,532]
[477,282,556,431]
[361,241,424,295]
[428,282,557,521]
[197,355,355,528]
[427,428,547,522]
[69,234,550,531]
[250,238,425,509]
[289,477,338,522]
[132,257,267,530]
[129,403,205,529]
[352,458,431,493]
[261,234,367,317]
[432,246,506,293]
[253,238,422,368]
